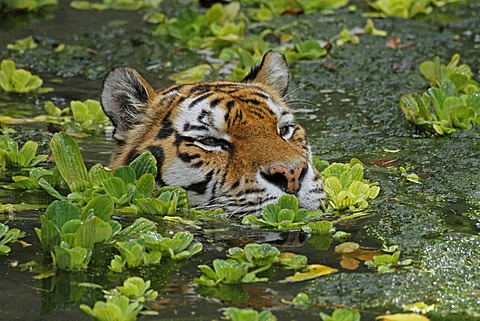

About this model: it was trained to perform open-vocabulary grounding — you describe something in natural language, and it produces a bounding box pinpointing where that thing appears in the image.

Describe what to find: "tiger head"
[101,51,325,216]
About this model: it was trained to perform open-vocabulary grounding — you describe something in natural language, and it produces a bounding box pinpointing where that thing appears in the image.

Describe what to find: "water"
[1,0,480,320]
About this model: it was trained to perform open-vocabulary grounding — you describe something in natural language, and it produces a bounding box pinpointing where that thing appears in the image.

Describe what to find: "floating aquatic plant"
[35,199,119,270]
[0,223,25,255]
[321,158,380,212]
[195,243,288,286]
[281,292,311,309]
[0,135,48,170]
[242,194,322,230]
[195,242,333,286]
[110,230,202,272]
[195,259,254,286]
[46,99,110,132]
[0,59,52,93]
[366,0,460,18]
[0,0,57,11]
[320,308,361,321]
[6,36,38,52]
[400,55,480,135]
[79,276,157,321]
[71,0,162,10]
[222,307,277,321]
[365,245,412,273]
[244,0,349,21]
[419,54,478,92]
[142,230,202,260]
[43,132,189,216]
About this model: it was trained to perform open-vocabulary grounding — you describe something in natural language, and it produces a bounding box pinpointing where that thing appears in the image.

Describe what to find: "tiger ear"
[101,67,156,142]
[242,50,289,97]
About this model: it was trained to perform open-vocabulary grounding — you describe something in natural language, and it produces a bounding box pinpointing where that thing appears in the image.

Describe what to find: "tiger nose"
[265,162,307,194]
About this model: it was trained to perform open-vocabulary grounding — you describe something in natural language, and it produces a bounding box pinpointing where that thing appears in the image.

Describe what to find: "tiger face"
[101,51,325,216]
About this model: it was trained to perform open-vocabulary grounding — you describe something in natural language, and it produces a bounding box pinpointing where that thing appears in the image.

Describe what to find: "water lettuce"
[0,223,25,255]
[0,0,57,12]
[44,132,188,216]
[6,36,38,52]
[367,0,460,18]
[79,276,157,321]
[400,54,480,135]
[242,194,321,230]
[43,100,110,133]
[321,158,380,212]
[110,230,202,272]
[419,54,478,92]
[320,308,361,321]
[365,245,412,273]
[244,0,349,21]
[0,135,48,169]
[35,199,119,270]
[195,242,315,286]
[222,307,277,321]
[0,59,52,93]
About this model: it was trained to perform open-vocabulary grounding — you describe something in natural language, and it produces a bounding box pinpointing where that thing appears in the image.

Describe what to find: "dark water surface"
[1,0,480,320]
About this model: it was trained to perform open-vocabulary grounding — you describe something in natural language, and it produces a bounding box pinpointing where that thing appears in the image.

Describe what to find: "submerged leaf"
[376,313,430,321]
[284,264,338,282]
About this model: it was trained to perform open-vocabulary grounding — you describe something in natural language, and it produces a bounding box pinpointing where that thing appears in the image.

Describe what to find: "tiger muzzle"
[263,162,307,194]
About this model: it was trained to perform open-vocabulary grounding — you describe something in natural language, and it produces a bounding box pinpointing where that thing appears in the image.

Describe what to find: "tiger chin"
[101,50,325,216]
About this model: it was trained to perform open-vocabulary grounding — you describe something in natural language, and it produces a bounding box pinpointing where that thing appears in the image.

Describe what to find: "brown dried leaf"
[335,242,360,254]
[340,256,360,270]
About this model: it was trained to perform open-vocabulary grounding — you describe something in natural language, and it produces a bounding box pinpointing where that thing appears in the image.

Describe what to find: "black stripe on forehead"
[158,111,174,138]
[188,92,215,109]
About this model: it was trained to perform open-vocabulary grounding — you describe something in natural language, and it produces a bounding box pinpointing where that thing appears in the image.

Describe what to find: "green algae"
[306,235,480,319]
[1,0,480,320]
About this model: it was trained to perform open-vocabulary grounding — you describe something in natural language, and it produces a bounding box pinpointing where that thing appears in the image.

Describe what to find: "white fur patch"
[175,98,230,141]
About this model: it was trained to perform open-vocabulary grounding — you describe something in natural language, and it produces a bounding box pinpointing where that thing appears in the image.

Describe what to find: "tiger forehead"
[167,82,289,132]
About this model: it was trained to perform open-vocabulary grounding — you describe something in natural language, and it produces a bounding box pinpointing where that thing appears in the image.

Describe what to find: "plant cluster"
[320,308,361,321]
[0,222,25,255]
[0,59,52,93]
[0,100,110,134]
[10,132,191,217]
[70,0,162,11]
[365,245,412,273]
[366,0,461,18]
[149,2,333,82]
[35,199,120,270]
[241,194,323,230]
[0,134,48,170]
[222,307,277,321]
[25,133,203,271]
[0,0,57,11]
[243,0,349,21]
[194,243,309,286]
[400,54,480,135]
[43,100,110,133]
[110,230,202,272]
[35,199,202,271]
[80,276,158,321]
[321,158,380,212]
[6,36,38,52]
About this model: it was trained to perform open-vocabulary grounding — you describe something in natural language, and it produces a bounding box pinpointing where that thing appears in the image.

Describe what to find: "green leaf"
[128,151,158,179]
[277,194,298,211]
[52,242,92,271]
[114,166,137,185]
[80,194,114,221]
[102,177,127,199]
[320,308,361,321]
[50,132,89,192]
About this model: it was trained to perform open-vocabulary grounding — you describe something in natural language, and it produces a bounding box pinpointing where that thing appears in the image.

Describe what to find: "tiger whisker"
[284,83,313,98]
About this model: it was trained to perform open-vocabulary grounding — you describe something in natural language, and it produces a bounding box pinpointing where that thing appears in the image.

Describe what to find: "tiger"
[101,50,325,216]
